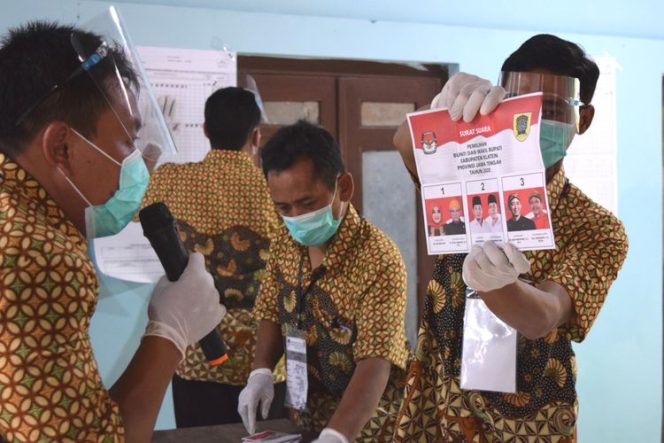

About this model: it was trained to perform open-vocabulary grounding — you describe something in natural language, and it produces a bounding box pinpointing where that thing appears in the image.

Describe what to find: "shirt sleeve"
[140,164,175,210]
[353,241,409,368]
[547,211,628,342]
[0,249,124,441]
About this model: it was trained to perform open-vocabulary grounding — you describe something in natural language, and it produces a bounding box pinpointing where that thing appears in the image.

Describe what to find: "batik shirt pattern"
[0,154,123,442]
[141,149,284,385]
[394,168,628,442]
[253,205,408,441]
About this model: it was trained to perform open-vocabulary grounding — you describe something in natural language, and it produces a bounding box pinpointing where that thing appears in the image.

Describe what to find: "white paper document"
[92,222,163,283]
[138,45,237,166]
[408,93,555,255]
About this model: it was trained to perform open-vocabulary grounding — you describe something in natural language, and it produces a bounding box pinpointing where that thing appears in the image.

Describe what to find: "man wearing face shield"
[240,121,408,442]
[0,20,224,442]
[392,34,628,441]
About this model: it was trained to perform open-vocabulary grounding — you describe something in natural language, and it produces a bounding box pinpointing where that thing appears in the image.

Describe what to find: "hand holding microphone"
[145,252,226,358]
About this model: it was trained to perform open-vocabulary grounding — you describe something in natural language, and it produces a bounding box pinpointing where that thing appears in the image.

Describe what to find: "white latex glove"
[144,252,225,358]
[238,368,274,434]
[462,241,531,292]
[430,72,506,122]
[312,428,350,443]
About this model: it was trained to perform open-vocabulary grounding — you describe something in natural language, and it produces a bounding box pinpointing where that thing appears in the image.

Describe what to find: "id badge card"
[284,328,308,411]
[460,288,517,393]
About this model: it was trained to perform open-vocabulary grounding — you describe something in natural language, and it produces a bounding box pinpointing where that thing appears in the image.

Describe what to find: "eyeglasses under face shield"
[499,71,584,132]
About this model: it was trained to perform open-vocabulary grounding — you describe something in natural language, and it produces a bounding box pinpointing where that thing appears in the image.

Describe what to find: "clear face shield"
[499,71,583,132]
[70,6,176,169]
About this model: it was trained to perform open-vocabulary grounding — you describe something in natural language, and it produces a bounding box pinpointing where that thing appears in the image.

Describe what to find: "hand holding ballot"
[430,72,506,122]
[462,241,531,292]
[238,368,276,434]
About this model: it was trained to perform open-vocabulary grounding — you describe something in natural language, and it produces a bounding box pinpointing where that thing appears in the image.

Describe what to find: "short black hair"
[204,87,261,150]
[0,21,138,157]
[261,120,344,190]
[501,34,600,105]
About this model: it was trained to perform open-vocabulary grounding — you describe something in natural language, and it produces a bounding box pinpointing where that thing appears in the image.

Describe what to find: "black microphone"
[139,202,228,366]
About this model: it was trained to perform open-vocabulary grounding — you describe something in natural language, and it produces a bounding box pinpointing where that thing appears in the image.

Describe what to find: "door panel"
[238,73,337,144]
[338,76,441,344]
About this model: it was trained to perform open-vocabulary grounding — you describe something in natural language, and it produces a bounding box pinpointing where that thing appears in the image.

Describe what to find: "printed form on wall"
[93,47,237,283]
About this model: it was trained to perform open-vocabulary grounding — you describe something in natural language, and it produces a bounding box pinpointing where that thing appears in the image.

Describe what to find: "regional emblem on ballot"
[513,112,531,142]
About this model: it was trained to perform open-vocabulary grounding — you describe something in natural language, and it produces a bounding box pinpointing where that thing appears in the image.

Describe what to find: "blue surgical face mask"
[61,129,149,238]
[540,119,575,168]
[281,186,342,247]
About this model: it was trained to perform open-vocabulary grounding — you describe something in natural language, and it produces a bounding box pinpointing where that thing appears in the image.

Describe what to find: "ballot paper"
[408,93,555,255]
[242,430,302,443]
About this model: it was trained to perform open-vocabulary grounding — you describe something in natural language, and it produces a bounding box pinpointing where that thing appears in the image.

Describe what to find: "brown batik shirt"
[0,154,123,442]
[393,168,628,442]
[253,204,408,441]
[141,149,285,385]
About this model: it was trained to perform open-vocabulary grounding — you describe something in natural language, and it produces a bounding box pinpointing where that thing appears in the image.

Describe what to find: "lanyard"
[295,257,325,329]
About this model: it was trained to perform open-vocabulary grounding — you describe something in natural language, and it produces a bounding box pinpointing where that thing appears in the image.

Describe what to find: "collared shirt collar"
[546,166,568,212]
[0,153,86,249]
[203,148,253,166]
[294,203,362,276]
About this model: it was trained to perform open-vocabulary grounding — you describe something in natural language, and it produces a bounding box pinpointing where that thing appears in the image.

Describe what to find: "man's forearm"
[110,336,181,443]
[479,279,573,339]
[326,358,391,440]
[252,319,284,370]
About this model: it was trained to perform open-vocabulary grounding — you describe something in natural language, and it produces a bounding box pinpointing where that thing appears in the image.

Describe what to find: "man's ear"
[338,172,354,202]
[251,127,261,148]
[203,122,209,139]
[41,121,73,174]
[578,104,595,134]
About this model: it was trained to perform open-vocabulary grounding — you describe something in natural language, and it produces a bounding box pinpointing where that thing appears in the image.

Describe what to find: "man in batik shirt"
[141,87,285,427]
[392,34,628,442]
[239,121,408,443]
[0,20,223,442]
